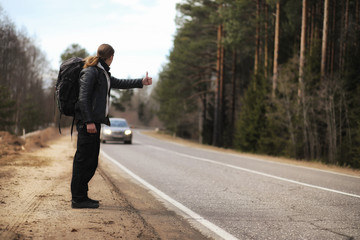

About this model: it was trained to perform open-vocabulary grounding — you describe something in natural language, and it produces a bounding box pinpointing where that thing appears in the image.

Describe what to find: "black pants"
[71,121,101,202]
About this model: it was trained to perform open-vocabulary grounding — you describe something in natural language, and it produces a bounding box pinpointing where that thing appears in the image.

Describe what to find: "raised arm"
[110,71,152,89]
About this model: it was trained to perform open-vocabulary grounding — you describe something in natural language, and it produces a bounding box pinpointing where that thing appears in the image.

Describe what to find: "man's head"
[97,44,114,66]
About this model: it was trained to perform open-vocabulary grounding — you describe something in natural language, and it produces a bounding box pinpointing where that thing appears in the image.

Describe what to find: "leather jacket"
[75,66,143,125]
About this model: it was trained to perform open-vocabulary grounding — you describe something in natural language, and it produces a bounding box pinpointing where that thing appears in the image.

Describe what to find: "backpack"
[55,57,84,135]
[55,57,84,116]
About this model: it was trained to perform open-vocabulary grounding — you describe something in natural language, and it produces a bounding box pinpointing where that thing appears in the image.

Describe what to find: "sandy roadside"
[0,130,210,240]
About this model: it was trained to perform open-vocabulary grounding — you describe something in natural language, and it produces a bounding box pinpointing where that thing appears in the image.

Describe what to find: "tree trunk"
[272,1,280,98]
[219,32,224,146]
[254,0,260,75]
[285,97,297,158]
[340,0,349,72]
[231,49,237,146]
[299,0,307,100]
[264,3,269,79]
[330,0,336,75]
[321,0,329,80]
[326,1,333,76]
[306,4,311,51]
[325,82,337,164]
[299,0,310,160]
[309,4,315,56]
[356,0,359,33]
[213,22,224,146]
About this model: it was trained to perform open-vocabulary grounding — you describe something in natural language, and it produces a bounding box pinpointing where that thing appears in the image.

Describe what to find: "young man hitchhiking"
[71,43,152,208]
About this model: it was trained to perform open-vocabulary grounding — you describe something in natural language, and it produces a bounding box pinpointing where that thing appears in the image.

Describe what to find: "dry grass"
[0,127,60,167]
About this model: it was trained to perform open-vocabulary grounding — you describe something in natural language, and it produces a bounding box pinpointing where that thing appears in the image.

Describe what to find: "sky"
[0,0,182,79]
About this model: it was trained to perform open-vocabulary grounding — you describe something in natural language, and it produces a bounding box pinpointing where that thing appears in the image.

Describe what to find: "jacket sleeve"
[110,77,143,89]
[78,68,97,123]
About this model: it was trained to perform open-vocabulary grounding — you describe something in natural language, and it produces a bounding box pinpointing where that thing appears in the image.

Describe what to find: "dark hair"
[83,43,115,68]
[97,43,114,60]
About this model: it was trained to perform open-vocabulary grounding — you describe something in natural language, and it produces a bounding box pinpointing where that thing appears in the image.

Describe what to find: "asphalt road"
[100,130,360,240]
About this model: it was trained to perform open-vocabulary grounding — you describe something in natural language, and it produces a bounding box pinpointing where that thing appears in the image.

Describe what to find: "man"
[71,43,152,208]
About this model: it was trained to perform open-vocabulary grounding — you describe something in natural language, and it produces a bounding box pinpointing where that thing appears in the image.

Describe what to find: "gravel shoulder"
[0,128,210,240]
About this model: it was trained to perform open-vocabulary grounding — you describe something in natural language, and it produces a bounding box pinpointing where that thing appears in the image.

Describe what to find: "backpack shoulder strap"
[70,117,75,140]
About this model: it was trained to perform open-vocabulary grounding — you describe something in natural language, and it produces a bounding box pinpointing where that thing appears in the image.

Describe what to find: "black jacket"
[75,66,143,125]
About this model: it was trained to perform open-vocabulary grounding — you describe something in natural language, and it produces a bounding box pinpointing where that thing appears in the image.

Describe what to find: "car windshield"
[110,119,128,127]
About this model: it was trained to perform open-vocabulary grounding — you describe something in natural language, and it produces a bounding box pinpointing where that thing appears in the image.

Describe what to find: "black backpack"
[55,57,84,134]
[55,57,84,116]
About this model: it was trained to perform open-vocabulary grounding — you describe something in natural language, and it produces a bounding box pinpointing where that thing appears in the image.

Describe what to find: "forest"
[1,1,359,169]
[0,7,55,135]
[154,0,360,168]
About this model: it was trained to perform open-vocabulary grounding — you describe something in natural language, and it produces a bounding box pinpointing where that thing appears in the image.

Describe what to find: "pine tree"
[234,74,268,152]
[0,85,15,131]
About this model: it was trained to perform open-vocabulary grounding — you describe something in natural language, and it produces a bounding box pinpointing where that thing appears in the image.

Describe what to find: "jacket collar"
[99,58,111,75]
[97,62,111,78]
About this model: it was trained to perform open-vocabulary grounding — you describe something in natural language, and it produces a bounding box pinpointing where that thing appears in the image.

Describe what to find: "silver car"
[100,118,132,144]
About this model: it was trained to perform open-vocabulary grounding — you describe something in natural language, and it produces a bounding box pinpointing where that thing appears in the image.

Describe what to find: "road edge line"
[100,150,239,240]
[146,145,360,199]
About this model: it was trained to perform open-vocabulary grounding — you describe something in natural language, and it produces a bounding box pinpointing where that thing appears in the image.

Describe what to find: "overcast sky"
[0,0,182,79]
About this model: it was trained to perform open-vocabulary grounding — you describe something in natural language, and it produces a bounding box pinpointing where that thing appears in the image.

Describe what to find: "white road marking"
[145,145,360,199]
[100,150,239,240]
[136,131,360,179]
[136,131,360,180]
[207,149,360,179]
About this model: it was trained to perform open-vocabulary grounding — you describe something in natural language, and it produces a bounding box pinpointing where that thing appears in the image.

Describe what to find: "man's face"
[106,55,114,66]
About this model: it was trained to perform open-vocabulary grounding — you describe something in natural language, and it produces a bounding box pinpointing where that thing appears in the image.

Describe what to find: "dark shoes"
[71,199,99,209]
[86,197,99,204]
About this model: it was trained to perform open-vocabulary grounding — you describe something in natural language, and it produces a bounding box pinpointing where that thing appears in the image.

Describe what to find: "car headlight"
[124,129,132,135]
[104,129,112,135]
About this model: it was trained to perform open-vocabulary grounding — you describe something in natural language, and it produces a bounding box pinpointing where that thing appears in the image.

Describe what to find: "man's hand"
[142,71,152,85]
[86,123,97,133]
